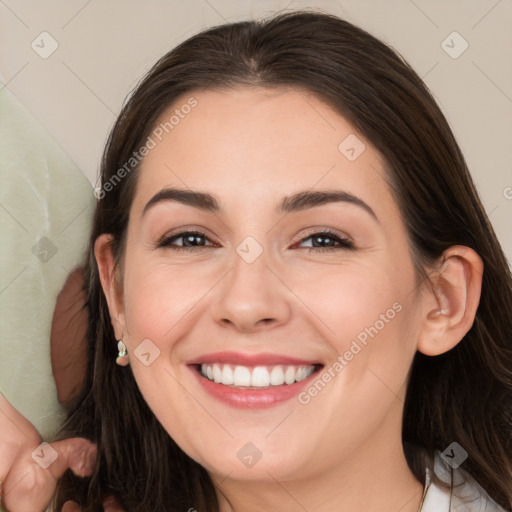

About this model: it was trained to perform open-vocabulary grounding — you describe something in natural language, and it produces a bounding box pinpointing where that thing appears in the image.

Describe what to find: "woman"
[1,11,511,512]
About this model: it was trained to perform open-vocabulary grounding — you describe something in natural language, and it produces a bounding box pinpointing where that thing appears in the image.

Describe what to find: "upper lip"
[187,351,322,367]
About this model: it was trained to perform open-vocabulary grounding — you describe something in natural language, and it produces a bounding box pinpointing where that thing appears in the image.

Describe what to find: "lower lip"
[189,366,321,409]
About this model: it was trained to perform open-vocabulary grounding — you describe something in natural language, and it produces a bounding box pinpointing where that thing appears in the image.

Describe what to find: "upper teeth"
[200,364,315,387]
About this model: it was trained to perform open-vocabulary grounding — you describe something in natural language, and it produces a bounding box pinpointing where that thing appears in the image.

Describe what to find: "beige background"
[1,0,511,262]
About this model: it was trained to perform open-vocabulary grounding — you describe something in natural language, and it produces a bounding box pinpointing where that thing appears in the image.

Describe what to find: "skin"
[50,268,88,408]
[88,86,483,512]
[0,392,97,511]
[0,392,125,511]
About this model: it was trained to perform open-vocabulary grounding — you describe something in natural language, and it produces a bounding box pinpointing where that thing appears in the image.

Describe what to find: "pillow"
[0,85,95,440]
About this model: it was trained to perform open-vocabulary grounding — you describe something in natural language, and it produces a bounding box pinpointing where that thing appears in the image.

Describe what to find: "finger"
[1,437,96,512]
[0,437,20,484]
[0,393,42,484]
[0,393,41,480]
[45,438,97,480]
[62,501,81,512]
[2,465,52,512]
[103,495,125,511]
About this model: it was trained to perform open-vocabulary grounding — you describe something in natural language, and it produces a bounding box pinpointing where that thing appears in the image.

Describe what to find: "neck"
[211,406,424,512]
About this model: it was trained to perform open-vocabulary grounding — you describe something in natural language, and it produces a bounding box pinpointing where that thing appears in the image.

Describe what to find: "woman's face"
[108,87,426,482]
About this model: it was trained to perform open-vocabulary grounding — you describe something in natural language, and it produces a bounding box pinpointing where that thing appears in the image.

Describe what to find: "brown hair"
[53,11,512,511]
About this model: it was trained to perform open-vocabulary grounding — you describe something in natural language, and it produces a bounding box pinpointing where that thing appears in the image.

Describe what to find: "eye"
[157,230,215,252]
[295,230,355,252]
[157,229,355,253]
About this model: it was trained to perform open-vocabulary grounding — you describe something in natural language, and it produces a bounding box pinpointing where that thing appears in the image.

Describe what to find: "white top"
[422,452,507,511]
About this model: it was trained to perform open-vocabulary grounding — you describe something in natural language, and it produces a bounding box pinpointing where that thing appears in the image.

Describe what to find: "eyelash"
[157,229,355,253]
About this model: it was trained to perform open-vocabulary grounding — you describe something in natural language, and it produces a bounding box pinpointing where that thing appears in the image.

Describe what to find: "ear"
[417,245,483,356]
[94,234,126,340]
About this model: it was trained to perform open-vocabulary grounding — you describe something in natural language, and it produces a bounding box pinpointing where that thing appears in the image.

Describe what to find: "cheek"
[122,256,214,342]
[295,259,416,403]
[292,261,401,345]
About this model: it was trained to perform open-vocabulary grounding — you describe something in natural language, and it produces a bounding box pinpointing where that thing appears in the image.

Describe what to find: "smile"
[187,351,324,408]
[200,363,316,388]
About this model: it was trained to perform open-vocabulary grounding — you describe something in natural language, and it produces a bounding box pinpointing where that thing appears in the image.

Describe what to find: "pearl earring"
[116,340,129,366]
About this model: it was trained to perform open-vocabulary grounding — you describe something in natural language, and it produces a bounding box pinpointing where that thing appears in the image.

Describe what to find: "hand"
[62,495,125,511]
[0,393,96,512]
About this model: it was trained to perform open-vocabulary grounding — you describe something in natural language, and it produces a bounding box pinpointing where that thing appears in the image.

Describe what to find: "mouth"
[195,363,322,388]
[187,352,324,408]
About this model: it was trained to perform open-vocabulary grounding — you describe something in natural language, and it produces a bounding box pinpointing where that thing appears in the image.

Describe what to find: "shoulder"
[422,451,508,512]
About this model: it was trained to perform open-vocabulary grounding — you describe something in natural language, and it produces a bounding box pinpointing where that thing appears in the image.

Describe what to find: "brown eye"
[158,230,214,251]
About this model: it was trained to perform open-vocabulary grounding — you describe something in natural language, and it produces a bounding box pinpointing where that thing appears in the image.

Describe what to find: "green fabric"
[0,85,95,442]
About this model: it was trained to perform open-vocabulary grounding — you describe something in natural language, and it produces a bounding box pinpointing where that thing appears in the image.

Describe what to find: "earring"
[116,340,129,366]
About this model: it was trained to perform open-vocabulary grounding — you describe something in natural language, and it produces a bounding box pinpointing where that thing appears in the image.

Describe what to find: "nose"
[211,248,292,333]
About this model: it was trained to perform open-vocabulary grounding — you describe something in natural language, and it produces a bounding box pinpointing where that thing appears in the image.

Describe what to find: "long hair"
[53,11,512,511]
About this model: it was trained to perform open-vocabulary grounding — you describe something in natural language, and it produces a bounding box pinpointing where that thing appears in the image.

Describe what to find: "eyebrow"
[142,187,378,222]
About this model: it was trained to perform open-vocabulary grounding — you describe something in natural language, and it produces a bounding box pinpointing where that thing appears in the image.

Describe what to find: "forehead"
[131,87,394,218]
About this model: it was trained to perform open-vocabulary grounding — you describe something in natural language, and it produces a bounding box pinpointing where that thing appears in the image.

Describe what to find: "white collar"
[421,451,506,512]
